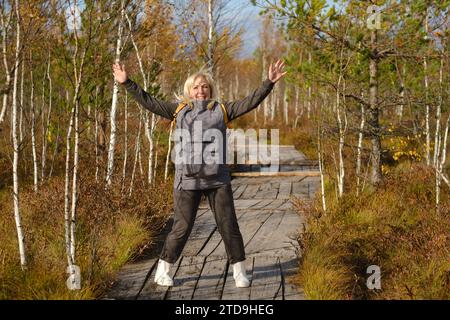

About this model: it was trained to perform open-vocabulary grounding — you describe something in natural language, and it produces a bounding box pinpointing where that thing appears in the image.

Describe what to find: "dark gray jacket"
[122,78,274,190]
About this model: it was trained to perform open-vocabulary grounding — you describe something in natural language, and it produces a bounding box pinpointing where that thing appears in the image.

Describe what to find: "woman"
[112,60,286,287]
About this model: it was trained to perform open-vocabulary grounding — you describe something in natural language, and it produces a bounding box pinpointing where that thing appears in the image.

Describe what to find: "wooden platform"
[104,147,319,300]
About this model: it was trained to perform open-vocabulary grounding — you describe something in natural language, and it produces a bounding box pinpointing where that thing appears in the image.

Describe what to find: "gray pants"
[160,184,246,264]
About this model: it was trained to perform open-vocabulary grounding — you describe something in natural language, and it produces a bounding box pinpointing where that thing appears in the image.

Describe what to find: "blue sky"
[235,0,338,58]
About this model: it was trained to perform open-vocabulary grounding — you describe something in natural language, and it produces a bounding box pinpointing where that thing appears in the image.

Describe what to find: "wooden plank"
[182,219,217,257]
[233,199,262,209]
[278,200,293,210]
[197,209,247,257]
[233,184,247,199]
[209,210,273,258]
[262,209,302,252]
[292,181,310,198]
[241,184,260,199]
[166,255,205,300]
[104,259,157,300]
[137,258,183,300]
[250,256,282,300]
[277,182,292,200]
[231,171,320,177]
[221,258,253,300]
[204,211,271,257]
[192,256,228,300]
[249,199,274,210]
[245,210,285,255]
[263,199,287,210]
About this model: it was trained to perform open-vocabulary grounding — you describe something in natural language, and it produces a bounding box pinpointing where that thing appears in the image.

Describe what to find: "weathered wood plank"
[233,199,262,209]
[250,256,282,300]
[231,171,320,177]
[262,209,302,252]
[192,256,228,300]
[104,259,157,300]
[277,182,292,200]
[245,210,285,255]
[209,210,273,258]
[166,255,205,300]
[137,258,183,300]
[249,199,274,210]
[197,209,247,257]
[233,184,247,199]
[263,199,287,210]
[241,184,260,199]
[221,258,253,300]
[182,219,217,257]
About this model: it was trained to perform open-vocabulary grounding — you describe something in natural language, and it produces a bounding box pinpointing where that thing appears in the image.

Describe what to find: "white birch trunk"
[436,115,449,214]
[11,0,26,269]
[64,105,75,266]
[106,0,125,187]
[396,64,405,120]
[129,111,143,196]
[262,55,267,125]
[125,13,157,186]
[95,107,99,182]
[70,98,79,264]
[30,68,38,192]
[41,54,52,182]
[433,57,443,167]
[122,92,128,191]
[270,84,276,121]
[0,10,11,123]
[94,86,99,182]
[424,13,431,165]
[356,97,365,197]
[336,75,345,198]
[66,0,87,272]
[207,0,214,74]
[318,120,326,213]
[283,85,288,125]
[19,58,23,143]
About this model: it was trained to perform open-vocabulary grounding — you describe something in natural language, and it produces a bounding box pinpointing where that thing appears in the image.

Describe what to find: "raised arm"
[223,59,287,121]
[112,63,177,120]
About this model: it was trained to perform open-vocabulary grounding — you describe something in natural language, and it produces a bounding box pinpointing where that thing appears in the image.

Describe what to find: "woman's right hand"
[112,62,128,84]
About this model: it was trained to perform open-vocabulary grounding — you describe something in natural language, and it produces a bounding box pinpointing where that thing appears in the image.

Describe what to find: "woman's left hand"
[268,59,287,83]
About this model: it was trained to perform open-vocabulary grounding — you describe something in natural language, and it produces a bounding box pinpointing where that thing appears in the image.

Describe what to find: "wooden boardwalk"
[104,146,319,300]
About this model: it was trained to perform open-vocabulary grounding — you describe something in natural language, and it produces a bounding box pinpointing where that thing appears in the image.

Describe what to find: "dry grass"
[0,174,172,300]
[293,163,450,300]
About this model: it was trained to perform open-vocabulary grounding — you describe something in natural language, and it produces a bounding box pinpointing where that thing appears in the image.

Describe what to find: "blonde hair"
[182,72,217,102]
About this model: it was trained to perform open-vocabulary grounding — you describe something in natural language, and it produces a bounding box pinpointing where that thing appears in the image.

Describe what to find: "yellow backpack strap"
[172,102,189,126]
[219,103,229,124]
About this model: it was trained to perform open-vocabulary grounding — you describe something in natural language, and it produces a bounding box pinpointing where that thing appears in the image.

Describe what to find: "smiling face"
[189,76,211,101]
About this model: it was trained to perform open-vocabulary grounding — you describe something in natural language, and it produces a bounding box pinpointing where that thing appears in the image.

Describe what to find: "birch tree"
[106,0,125,187]
[11,0,26,269]
[0,4,12,124]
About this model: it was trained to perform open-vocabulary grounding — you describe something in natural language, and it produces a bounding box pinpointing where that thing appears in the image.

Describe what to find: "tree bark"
[0,9,11,123]
[11,0,26,269]
[106,0,125,187]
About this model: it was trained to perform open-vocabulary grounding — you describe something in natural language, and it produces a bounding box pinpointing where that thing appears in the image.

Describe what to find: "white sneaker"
[154,259,174,287]
[232,261,250,288]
